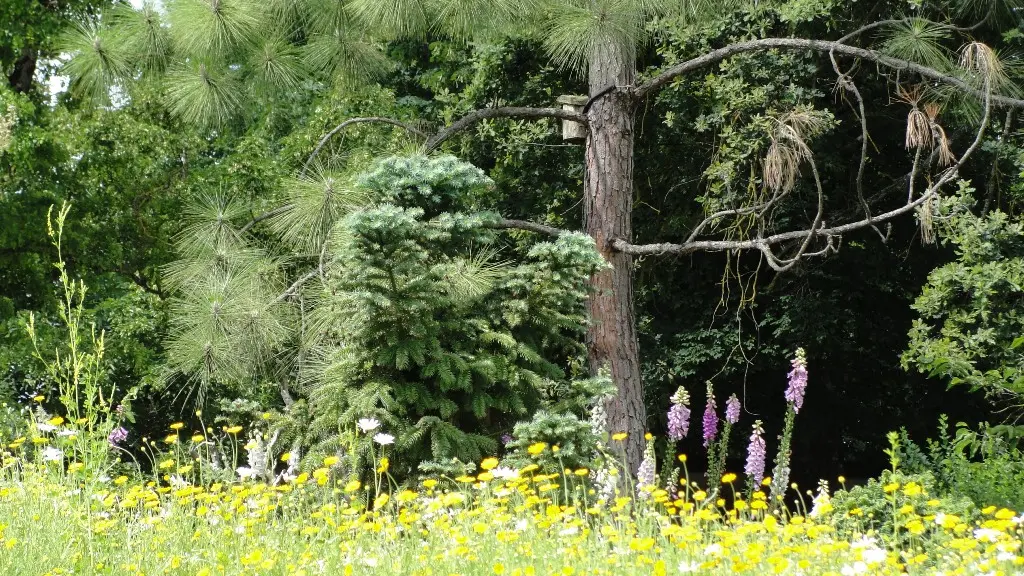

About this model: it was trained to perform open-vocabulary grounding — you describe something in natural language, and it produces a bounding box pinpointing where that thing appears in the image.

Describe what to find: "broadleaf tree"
[63,0,1024,470]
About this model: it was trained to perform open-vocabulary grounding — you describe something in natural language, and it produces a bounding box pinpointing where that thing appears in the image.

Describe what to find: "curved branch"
[830,46,887,242]
[486,218,571,237]
[425,107,588,151]
[303,117,429,177]
[634,37,1024,108]
[239,204,292,235]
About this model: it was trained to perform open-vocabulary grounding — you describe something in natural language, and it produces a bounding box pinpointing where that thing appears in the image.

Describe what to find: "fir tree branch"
[633,37,1024,108]
[425,107,588,151]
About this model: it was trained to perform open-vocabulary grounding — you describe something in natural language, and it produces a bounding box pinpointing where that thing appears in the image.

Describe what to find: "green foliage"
[829,469,978,546]
[23,204,137,474]
[303,155,606,476]
[903,187,1024,403]
[504,374,615,470]
[897,416,1024,510]
[160,154,605,479]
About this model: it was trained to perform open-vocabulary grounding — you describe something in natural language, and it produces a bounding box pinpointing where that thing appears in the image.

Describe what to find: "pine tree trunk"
[584,42,646,473]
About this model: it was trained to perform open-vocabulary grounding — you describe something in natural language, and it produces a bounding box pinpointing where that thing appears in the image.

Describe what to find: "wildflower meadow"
[7,0,1024,571]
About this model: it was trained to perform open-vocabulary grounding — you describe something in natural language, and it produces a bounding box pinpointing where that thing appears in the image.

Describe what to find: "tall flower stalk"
[667,386,690,442]
[702,383,718,448]
[706,391,740,491]
[636,435,656,498]
[745,420,766,495]
[770,348,808,504]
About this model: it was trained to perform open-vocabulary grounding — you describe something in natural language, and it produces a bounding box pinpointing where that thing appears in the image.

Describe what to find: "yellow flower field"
[1,451,1022,576]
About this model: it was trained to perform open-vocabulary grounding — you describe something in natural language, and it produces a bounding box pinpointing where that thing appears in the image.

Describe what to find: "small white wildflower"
[357,418,381,433]
[36,423,57,433]
[851,536,878,549]
[236,466,256,480]
[490,467,519,480]
[703,543,723,557]
[41,446,63,461]
[934,512,946,525]
[678,561,700,573]
[861,548,886,565]
[373,433,394,446]
[974,527,1003,542]
[841,562,868,576]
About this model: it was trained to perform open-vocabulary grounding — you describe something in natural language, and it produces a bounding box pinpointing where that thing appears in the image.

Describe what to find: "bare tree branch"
[276,268,320,303]
[425,107,588,151]
[982,109,1015,215]
[486,218,570,237]
[303,117,429,177]
[830,46,887,242]
[614,69,996,262]
[240,204,292,235]
[633,37,1024,108]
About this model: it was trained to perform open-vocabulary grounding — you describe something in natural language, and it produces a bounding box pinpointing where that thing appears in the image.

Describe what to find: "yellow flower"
[164,434,179,444]
[527,442,547,455]
[644,432,653,440]
[280,452,292,462]
[191,434,204,443]
[883,482,900,494]
[373,493,390,509]
[493,563,506,575]
[611,432,627,441]
[169,422,184,431]
[480,457,499,471]
[114,476,128,485]
[344,480,361,493]
[158,459,174,470]
[323,456,340,467]
[721,473,737,484]
[47,416,64,426]
[225,425,242,435]
[68,462,84,473]
[574,468,589,477]
[422,479,438,489]
[902,481,923,497]
[33,395,44,403]
[761,476,772,486]
[377,457,389,473]
[678,454,687,463]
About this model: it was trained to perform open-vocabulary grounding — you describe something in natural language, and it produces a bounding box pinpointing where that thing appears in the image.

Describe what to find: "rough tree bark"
[584,41,646,472]
[8,49,37,93]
